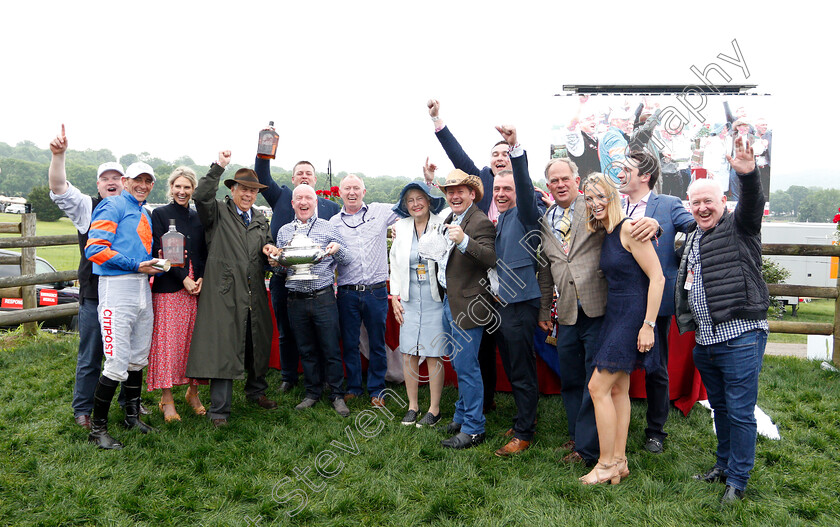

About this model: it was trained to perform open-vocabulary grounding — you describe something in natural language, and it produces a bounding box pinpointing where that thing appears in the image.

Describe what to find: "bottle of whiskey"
[257,121,279,160]
[162,219,185,267]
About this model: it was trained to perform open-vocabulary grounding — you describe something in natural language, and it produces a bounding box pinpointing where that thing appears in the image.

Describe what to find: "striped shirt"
[276,217,350,293]
[330,202,399,286]
[687,230,768,345]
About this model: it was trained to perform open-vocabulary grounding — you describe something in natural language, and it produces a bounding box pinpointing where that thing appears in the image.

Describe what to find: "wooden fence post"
[20,213,37,335]
[834,269,840,368]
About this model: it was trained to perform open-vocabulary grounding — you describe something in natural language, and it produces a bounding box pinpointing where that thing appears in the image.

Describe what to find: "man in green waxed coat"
[186,150,281,427]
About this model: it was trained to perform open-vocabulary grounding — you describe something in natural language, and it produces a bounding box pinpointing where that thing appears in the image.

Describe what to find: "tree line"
[0,140,420,220]
[770,186,840,223]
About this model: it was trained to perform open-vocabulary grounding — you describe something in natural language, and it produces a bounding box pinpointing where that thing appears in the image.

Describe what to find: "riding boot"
[88,375,123,449]
[122,370,157,433]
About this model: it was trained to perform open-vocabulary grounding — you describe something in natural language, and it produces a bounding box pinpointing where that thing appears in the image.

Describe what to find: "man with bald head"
[676,138,769,504]
[330,174,400,406]
[254,136,341,393]
[275,184,352,417]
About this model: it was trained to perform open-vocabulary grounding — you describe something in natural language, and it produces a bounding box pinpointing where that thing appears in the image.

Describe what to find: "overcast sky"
[2,1,837,192]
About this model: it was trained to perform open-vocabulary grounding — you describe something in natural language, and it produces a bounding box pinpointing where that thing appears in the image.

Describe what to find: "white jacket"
[389,213,445,302]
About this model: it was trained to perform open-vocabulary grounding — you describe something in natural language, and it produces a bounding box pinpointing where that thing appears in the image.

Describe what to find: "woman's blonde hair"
[582,172,624,233]
[167,166,198,201]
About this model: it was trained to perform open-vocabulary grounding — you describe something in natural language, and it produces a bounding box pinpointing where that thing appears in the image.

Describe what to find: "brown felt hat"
[438,169,483,203]
[224,168,267,190]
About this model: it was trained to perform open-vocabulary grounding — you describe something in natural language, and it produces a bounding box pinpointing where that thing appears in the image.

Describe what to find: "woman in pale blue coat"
[389,177,448,428]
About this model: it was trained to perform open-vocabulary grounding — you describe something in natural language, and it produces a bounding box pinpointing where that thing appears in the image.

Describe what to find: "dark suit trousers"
[644,314,672,440]
[497,301,539,441]
[479,326,498,409]
[270,272,299,384]
[555,306,602,463]
[208,313,269,419]
[287,292,344,401]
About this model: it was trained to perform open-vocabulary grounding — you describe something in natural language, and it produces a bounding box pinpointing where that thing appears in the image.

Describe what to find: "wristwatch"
[643,320,655,329]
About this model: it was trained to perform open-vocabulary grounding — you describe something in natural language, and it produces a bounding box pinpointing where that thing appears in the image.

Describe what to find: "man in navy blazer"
[255,152,341,392]
[492,125,544,457]
[618,150,695,454]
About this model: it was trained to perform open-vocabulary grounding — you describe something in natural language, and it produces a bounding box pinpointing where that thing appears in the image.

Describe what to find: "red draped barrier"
[269,288,706,415]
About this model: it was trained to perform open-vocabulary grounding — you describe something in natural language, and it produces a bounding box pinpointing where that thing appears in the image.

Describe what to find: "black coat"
[150,202,207,294]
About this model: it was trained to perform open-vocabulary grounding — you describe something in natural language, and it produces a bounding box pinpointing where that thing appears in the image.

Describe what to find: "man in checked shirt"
[675,138,769,504]
[273,185,353,418]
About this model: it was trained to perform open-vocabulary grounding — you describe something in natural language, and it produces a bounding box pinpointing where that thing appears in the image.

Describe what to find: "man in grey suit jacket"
[537,158,606,465]
[618,150,695,454]
[538,158,662,464]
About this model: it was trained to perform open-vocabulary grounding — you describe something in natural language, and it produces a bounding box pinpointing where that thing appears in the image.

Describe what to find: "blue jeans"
[693,329,767,491]
[554,307,602,463]
[72,298,124,416]
[442,298,485,435]
[337,285,388,398]
[72,298,103,416]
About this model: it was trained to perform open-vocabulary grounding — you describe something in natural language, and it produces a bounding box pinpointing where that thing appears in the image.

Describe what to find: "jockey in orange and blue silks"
[85,190,153,274]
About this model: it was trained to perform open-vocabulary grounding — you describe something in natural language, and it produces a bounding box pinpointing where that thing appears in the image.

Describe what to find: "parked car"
[4,203,27,214]
[0,249,79,330]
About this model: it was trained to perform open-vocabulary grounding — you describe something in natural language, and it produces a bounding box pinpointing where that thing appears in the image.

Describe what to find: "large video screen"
[550,93,772,208]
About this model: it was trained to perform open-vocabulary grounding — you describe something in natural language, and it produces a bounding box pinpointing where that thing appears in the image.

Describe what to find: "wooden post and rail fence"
[0,213,78,334]
[0,213,839,366]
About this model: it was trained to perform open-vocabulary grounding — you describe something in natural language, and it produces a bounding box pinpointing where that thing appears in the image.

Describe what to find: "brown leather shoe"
[343,393,357,403]
[501,428,515,438]
[371,396,386,408]
[75,415,91,430]
[251,395,278,410]
[212,418,228,428]
[560,439,576,452]
[562,451,585,464]
[495,437,531,457]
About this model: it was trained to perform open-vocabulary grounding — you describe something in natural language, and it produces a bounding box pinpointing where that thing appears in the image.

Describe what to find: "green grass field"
[0,213,80,271]
[768,299,836,344]
[1,333,839,526]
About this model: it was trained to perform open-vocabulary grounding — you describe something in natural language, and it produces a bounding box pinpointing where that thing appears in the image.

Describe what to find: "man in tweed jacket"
[537,157,606,465]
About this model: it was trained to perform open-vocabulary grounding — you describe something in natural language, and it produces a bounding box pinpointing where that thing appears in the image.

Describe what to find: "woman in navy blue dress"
[579,173,665,485]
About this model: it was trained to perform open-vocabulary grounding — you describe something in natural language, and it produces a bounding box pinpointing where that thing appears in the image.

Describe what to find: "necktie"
[558,207,572,244]
[241,212,250,226]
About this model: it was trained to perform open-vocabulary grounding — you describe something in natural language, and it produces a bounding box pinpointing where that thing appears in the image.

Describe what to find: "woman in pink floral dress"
[147,167,208,421]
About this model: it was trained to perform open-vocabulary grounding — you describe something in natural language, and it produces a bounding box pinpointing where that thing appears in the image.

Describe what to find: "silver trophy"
[272,232,326,281]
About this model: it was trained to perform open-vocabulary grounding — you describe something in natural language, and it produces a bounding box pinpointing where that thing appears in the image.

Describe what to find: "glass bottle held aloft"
[257,121,279,160]
[162,219,186,267]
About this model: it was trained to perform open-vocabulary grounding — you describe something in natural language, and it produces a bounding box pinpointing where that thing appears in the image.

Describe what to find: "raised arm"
[48,124,93,231]
[723,101,735,126]
[428,99,481,177]
[497,125,540,227]
[254,128,283,209]
[727,137,764,235]
[48,124,69,195]
[194,150,231,231]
